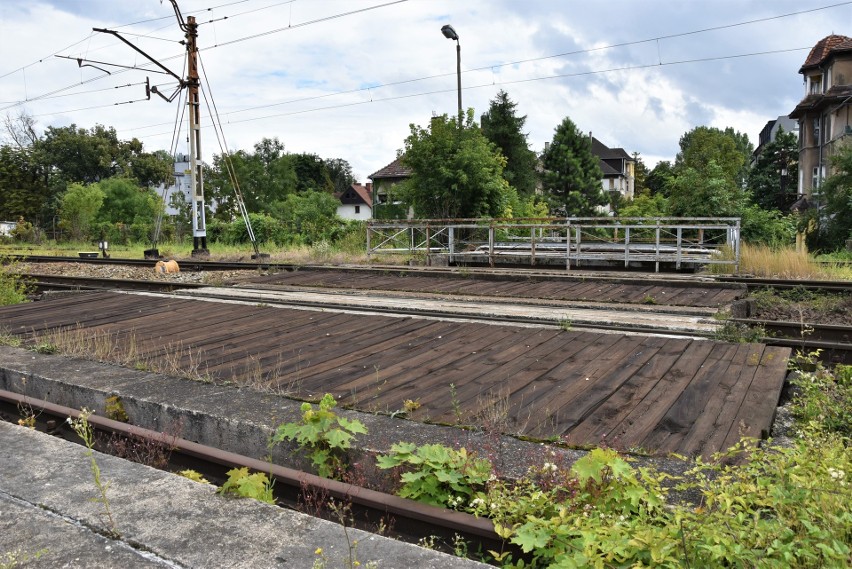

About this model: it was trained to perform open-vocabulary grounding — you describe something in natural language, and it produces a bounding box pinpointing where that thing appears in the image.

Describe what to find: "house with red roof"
[336,183,373,221]
[368,156,413,219]
[789,34,852,198]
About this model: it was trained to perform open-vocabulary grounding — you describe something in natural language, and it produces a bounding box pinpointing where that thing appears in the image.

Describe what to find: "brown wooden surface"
[240,270,744,308]
[0,291,788,458]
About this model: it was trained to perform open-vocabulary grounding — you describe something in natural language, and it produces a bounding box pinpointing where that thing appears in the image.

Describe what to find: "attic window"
[809,74,822,94]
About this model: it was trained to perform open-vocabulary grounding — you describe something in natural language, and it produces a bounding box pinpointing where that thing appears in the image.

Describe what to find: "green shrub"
[218,467,275,504]
[376,442,492,509]
[269,393,367,479]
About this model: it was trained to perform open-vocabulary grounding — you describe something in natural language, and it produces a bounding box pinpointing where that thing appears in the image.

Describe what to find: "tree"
[204,137,297,220]
[325,158,356,194]
[646,160,675,196]
[398,111,513,219]
[819,141,852,248]
[95,177,161,226]
[619,193,670,218]
[540,116,605,216]
[481,90,538,195]
[58,183,104,240]
[632,152,649,196]
[747,127,799,212]
[667,161,747,218]
[0,145,49,222]
[291,153,334,194]
[675,126,753,186]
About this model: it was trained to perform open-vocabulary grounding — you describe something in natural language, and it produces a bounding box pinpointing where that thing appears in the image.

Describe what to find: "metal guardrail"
[367,217,741,272]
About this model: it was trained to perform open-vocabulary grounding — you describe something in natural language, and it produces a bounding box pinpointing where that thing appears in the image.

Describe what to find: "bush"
[741,205,796,246]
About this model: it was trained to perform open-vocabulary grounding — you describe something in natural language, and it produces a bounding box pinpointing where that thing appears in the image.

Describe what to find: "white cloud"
[0,0,848,183]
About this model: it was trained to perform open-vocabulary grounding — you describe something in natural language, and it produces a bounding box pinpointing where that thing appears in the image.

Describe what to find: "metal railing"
[367,217,741,272]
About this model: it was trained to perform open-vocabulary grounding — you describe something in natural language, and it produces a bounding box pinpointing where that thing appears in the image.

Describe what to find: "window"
[354,205,360,214]
[812,166,821,190]
[809,74,822,94]
[813,117,821,145]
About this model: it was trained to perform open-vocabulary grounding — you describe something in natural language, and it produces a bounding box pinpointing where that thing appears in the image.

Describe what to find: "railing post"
[425,223,431,266]
[530,226,536,266]
[366,222,372,259]
[489,222,495,268]
[449,226,455,264]
[676,226,682,270]
[565,224,571,270]
[655,222,661,273]
[575,226,582,268]
[624,226,630,268]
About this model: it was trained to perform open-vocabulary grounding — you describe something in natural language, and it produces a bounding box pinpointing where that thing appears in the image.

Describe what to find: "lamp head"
[441,24,459,41]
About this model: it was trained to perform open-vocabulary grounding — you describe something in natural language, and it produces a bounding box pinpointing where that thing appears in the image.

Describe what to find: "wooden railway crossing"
[0,284,789,459]
[242,269,746,308]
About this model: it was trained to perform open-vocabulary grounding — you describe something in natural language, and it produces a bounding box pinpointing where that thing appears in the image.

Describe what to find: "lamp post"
[441,24,462,119]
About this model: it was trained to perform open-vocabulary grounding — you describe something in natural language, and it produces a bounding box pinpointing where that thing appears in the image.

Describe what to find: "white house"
[336,183,373,221]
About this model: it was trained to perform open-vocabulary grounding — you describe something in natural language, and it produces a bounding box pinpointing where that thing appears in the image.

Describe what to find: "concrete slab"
[172,287,721,335]
[0,421,489,568]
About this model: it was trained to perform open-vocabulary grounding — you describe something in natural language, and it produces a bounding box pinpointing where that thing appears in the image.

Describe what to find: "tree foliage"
[95,177,162,226]
[819,141,852,248]
[540,116,605,215]
[399,111,514,219]
[667,161,747,218]
[481,90,538,196]
[58,182,104,240]
[747,127,799,212]
[675,126,752,187]
[0,145,49,222]
[646,160,674,196]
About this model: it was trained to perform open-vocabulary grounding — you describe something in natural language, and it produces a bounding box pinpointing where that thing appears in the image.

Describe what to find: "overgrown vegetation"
[270,393,368,479]
[218,466,275,504]
[0,256,28,305]
[68,409,120,538]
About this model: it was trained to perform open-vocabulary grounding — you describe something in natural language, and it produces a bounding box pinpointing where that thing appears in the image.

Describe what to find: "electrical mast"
[87,1,208,256]
[183,15,208,255]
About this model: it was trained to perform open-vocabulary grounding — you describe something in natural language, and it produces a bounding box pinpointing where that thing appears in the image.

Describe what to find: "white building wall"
[337,204,372,221]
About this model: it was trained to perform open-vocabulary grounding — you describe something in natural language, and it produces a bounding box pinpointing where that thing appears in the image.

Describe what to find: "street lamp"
[441,24,462,119]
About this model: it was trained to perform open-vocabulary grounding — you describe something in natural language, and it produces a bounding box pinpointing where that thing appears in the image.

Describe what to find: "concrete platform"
[0,421,488,568]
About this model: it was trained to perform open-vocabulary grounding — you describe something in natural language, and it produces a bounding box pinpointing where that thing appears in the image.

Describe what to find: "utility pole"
[87,1,209,256]
[184,15,208,255]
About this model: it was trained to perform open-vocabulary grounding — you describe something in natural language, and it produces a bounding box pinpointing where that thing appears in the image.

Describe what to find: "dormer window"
[808,73,822,94]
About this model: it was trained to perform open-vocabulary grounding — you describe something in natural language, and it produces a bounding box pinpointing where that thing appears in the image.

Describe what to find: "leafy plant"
[789,363,852,437]
[376,442,492,509]
[218,467,275,504]
[178,469,210,484]
[104,395,129,422]
[270,393,367,479]
[68,409,119,537]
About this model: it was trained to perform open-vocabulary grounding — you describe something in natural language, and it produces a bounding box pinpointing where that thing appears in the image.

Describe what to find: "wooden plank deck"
[242,270,745,308]
[0,291,789,458]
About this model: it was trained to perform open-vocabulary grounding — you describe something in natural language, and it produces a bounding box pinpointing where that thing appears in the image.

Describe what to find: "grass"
[0,238,408,266]
[706,243,852,280]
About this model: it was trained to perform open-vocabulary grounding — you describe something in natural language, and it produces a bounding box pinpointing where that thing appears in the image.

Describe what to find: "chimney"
[366,182,373,195]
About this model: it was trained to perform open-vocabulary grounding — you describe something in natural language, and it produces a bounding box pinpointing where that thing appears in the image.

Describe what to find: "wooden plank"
[565,336,686,445]
[637,342,740,454]
[606,340,716,451]
[718,345,790,452]
[553,335,668,439]
[677,343,766,458]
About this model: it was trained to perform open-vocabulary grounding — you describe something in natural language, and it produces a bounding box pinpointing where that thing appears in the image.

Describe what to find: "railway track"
[8,253,851,294]
[0,388,508,555]
[22,273,852,364]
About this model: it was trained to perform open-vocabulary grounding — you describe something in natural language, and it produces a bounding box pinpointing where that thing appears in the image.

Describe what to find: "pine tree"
[540,116,605,215]
[481,90,538,196]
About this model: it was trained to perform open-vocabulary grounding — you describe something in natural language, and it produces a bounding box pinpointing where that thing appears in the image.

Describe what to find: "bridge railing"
[366,217,741,272]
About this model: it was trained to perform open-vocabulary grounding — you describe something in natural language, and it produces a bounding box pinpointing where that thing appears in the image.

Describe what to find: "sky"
[0,0,848,184]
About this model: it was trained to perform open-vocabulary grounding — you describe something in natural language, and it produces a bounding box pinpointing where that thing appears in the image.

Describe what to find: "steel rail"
[0,388,503,548]
[26,274,208,293]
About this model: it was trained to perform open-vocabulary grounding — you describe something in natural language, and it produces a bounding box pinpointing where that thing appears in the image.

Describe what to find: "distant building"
[0,220,17,237]
[163,154,191,215]
[368,156,412,219]
[336,183,372,220]
[590,136,635,212]
[752,116,799,164]
[788,34,852,198]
